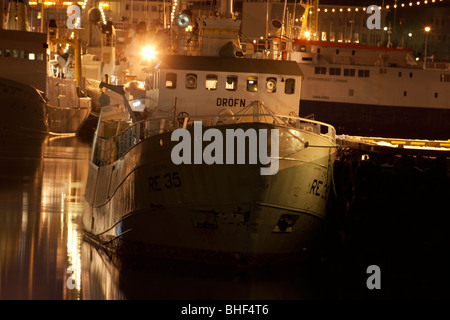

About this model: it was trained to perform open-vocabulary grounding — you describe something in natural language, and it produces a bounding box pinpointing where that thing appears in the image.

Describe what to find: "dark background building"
[386,2,450,61]
[2,0,447,60]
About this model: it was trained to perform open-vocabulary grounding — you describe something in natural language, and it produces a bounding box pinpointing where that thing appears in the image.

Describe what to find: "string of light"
[386,0,446,9]
[312,0,448,12]
[28,1,96,8]
[170,0,178,27]
[99,3,107,25]
[28,0,446,11]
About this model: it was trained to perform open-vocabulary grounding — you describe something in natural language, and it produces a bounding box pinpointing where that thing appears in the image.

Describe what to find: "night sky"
[317,0,449,6]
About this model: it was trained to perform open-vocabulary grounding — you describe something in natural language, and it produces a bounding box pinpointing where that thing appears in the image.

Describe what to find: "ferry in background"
[291,39,450,140]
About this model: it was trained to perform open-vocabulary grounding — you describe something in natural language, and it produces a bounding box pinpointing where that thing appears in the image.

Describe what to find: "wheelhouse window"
[284,78,296,94]
[4,49,10,57]
[185,73,197,89]
[28,52,36,60]
[265,77,277,93]
[146,72,155,89]
[226,75,238,91]
[247,76,258,92]
[165,72,177,88]
[12,49,19,58]
[205,74,218,90]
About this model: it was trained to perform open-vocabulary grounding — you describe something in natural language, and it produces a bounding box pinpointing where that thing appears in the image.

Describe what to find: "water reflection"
[81,240,329,300]
[0,135,90,299]
[4,132,447,300]
[0,133,393,301]
[0,133,329,300]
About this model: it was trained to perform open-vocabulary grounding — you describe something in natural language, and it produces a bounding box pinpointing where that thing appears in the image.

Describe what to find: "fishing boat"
[83,3,336,266]
[46,20,92,135]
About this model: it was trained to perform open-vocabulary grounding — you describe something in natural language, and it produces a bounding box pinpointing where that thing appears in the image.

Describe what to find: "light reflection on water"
[0,134,327,300]
[2,132,450,300]
[0,135,89,300]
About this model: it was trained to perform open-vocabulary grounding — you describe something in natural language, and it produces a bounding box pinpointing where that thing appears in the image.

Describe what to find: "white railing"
[92,105,336,166]
[423,61,450,70]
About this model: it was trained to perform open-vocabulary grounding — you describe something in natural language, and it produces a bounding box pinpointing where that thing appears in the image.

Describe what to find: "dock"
[337,135,450,158]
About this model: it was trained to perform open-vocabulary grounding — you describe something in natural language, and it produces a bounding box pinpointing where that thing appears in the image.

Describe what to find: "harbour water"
[0,135,328,300]
[0,135,88,300]
[1,135,449,301]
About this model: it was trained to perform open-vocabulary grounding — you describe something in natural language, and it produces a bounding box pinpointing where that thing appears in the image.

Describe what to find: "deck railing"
[423,61,450,70]
[92,106,336,166]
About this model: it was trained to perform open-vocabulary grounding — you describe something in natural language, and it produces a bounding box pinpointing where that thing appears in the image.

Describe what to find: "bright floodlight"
[424,26,431,32]
[141,46,157,60]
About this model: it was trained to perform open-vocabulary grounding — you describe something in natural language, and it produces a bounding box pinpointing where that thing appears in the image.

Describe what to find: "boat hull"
[45,100,91,134]
[0,77,48,136]
[84,122,336,265]
[45,77,92,134]
[299,99,450,140]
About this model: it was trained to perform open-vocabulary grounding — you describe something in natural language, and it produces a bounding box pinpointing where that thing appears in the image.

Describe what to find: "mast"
[41,0,45,32]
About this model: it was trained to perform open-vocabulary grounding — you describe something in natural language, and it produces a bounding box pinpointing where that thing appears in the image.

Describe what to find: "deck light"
[141,46,158,61]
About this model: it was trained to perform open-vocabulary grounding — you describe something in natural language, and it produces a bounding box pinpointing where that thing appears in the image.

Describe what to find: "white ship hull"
[84,121,336,266]
[298,63,450,139]
[291,40,450,140]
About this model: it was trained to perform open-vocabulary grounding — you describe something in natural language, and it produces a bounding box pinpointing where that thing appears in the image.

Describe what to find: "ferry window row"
[0,48,44,60]
[441,74,450,82]
[315,66,370,77]
[165,73,296,94]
